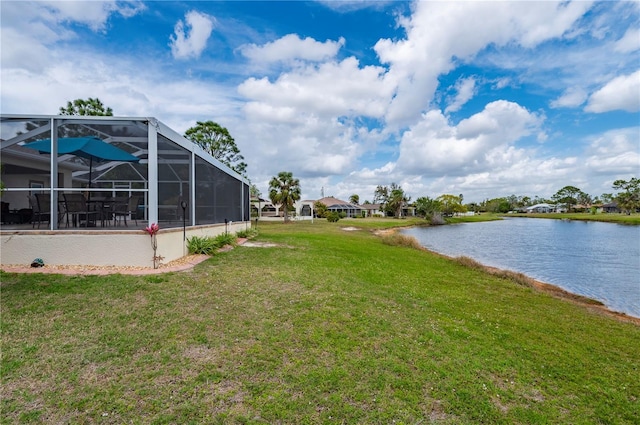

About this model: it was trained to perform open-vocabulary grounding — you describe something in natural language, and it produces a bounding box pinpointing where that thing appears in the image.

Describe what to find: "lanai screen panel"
[242,183,250,222]
[0,118,52,211]
[194,157,244,225]
[157,135,191,227]
[59,120,149,221]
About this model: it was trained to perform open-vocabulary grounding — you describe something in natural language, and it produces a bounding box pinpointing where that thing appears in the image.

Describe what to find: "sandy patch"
[242,241,279,247]
[0,254,211,276]
[341,227,360,231]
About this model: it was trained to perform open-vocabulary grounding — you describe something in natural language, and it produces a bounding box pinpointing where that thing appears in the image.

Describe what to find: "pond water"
[401,218,640,318]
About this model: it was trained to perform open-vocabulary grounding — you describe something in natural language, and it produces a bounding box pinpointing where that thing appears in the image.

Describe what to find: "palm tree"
[269,171,301,222]
[388,184,411,218]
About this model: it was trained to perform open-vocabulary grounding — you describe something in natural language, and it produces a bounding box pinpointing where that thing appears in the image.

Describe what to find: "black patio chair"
[29,193,51,229]
[113,195,141,227]
[62,193,99,228]
[1,202,21,224]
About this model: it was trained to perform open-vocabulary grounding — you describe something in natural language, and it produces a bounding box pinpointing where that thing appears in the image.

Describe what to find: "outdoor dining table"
[86,197,115,227]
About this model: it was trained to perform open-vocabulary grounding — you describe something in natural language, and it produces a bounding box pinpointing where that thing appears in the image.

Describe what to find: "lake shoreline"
[379,227,640,326]
[503,212,640,225]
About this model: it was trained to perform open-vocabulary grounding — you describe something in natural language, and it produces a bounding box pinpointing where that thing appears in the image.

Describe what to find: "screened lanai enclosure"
[0,114,250,267]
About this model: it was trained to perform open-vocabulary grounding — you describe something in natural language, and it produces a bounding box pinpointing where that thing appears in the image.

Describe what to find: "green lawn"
[2,219,639,424]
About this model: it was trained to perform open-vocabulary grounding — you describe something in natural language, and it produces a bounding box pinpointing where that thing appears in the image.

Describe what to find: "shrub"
[187,233,238,255]
[187,236,218,255]
[454,255,485,270]
[326,212,340,222]
[381,233,423,250]
[314,201,328,218]
[214,233,237,248]
[429,213,445,225]
[454,256,534,288]
[236,228,258,239]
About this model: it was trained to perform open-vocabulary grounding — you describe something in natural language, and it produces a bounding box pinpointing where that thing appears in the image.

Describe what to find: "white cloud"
[0,52,243,133]
[169,10,215,60]
[374,0,591,126]
[493,78,511,90]
[445,77,477,114]
[238,57,391,119]
[584,128,640,174]
[585,70,640,113]
[350,162,396,183]
[231,112,363,180]
[0,27,59,73]
[389,125,639,202]
[0,1,144,72]
[36,0,145,32]
[396,100,542,176]
[550,86,588,108]
[447,155,582,200]
[240,34,345,63]
[317,0,395,13]
[614,28,640,53]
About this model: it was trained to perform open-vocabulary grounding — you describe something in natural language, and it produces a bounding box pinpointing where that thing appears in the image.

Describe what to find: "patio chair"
[1,202,10,224]
[1,201,21,224]
[113,195,141,227]
[30,193,51,229]
[62,193,99,228]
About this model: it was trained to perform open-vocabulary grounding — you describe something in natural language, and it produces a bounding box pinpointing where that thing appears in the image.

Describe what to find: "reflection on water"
[402,218,640,317]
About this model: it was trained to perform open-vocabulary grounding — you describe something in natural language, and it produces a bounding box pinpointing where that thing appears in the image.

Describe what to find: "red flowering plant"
[144,223,163,268]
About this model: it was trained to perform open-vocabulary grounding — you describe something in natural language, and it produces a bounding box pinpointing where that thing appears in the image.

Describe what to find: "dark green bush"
[187,233,238,255]
[326,212,340,222]
[214,233,237,247]
[186,236,218,255]
[236,228,258,239]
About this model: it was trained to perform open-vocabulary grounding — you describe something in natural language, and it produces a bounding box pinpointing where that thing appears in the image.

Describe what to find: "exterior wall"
[157,221,248,265]
[0,221,248,267]
[366,210,385,217]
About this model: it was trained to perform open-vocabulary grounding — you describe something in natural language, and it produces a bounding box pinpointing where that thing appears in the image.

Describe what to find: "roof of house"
[526,203,553,210]
[315,197,363,210]
[361,203,383,210]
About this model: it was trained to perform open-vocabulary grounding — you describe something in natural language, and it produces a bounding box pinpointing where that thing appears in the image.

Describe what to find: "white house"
[525,203,554,213]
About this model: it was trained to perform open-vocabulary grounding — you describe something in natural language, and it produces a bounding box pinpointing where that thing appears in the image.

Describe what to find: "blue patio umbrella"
[22,136,140,189]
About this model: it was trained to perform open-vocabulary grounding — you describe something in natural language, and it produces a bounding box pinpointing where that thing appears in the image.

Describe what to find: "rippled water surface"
[402,218,640,317]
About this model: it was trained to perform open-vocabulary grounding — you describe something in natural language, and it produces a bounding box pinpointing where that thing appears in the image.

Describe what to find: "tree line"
[466,181,639,215]
[262,174,639,224]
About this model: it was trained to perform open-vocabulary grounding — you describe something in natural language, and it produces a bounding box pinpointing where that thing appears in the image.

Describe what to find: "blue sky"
[1,1,638,203]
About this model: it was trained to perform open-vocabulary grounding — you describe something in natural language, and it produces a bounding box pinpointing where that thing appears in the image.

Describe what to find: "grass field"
[2,219,639,424]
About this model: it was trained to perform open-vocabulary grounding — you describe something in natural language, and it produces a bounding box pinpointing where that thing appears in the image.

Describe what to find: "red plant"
[143,223,162,268]
[145,222,159,236]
